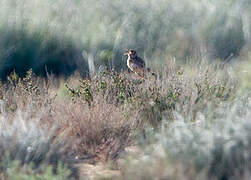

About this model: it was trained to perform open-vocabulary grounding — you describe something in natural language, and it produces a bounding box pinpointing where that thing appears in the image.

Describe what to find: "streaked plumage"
[124,49,146,77]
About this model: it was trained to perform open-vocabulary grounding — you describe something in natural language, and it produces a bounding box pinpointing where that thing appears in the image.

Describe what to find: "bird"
[123,49,146,78]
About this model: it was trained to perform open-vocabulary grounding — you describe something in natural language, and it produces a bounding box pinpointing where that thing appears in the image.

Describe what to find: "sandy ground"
[73,146,141,179]
[75,163,120,180]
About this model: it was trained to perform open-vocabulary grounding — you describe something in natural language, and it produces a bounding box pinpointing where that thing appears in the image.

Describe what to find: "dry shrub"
[0,69,132,165]
[2,70,57,115]
[53,95,131,163]
[120,93,251,180]
[0,60,239,178]
[0,70,79,179]
[123,61,237,131]
[62,61,237,140]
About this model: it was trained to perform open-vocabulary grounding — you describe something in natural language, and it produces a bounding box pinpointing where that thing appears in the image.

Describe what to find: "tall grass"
[0,58,249,178]
[0,0,250,79]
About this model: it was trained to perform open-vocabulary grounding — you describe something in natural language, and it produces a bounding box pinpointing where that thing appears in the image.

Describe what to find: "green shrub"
[121,93,251,180]
[0,26,84,80]
[1,157,71,180]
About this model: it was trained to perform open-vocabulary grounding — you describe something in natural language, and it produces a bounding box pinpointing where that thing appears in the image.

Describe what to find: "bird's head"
[124,49,137,58]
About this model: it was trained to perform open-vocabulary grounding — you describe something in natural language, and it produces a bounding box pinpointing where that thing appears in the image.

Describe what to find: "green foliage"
[194,73,234,103]
[1,156,71,180]
[65,62,237,131]
[0,26,82,80]
[65,70,139,106]
[65,79,93,106]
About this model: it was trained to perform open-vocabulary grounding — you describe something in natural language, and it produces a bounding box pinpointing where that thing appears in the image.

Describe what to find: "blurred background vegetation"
[1,1,251,179]
[0,0,250,79]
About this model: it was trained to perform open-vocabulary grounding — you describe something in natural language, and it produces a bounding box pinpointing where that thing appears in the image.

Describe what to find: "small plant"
[65,79,93,106]
[1,156,71,180]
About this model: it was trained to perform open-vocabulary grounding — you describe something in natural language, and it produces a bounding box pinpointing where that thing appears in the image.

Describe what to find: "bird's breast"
[127,58,132,68]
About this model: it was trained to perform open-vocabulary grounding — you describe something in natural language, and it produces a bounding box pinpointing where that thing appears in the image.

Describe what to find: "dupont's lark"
[123,49,146,78]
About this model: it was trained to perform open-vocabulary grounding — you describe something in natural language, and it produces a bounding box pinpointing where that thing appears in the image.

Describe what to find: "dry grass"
[53,97,131,163]
[0,60,241,179]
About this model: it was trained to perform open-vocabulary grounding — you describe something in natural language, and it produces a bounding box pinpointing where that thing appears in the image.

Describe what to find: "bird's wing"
[134,57,146,68]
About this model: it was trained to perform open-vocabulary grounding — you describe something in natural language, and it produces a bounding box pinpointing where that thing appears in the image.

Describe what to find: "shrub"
[0,59,243,179]
[0,70,76,179]
[1,158,71,180]
[0,27,84,80]
[120,85,251,180]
